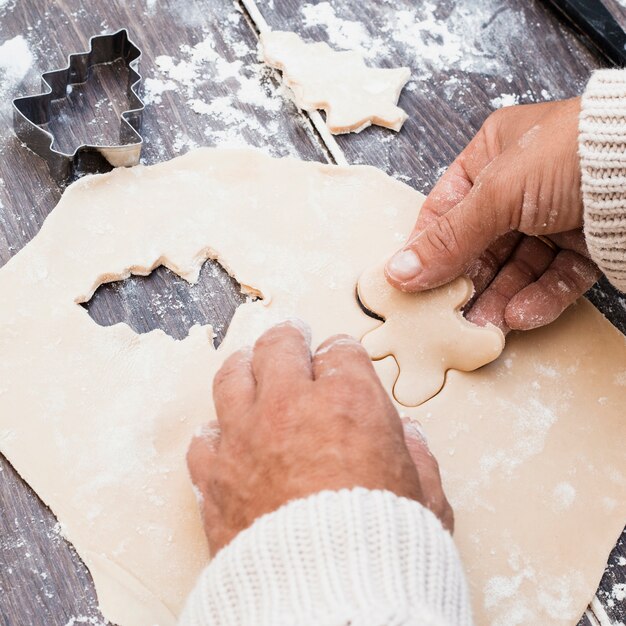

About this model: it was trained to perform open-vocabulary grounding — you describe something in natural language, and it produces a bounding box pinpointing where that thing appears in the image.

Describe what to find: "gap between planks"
[237,0,349,166]
[588,596,618,626]
[236,1,618,624]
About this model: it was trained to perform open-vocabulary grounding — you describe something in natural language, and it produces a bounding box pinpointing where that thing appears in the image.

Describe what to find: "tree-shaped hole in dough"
[357,262,505,407]
[80,258,261,345]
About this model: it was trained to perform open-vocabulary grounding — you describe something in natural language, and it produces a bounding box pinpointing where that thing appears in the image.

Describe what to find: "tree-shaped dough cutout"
[261,30,410,134]
[358,262,505,407]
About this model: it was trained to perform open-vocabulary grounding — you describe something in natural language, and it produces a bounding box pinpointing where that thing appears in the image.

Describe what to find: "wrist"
[180,488,473,626]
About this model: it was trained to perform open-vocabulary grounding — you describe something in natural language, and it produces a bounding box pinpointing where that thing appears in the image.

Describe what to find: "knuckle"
[317,333,353,350]
[255,328,284,351]
[424,214,462,258]
[214,348,251,390]
[316,335,367,360]
[479,167,521,231]
[482,109,508,146]
[213,363,237,391]
[557,251,598,288]
[551,265,582,295]
[469,247,500,278]
[255,323,307,354]
[514,256,542,283]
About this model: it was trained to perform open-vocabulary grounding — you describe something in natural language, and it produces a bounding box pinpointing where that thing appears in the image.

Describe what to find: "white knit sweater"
[580,69,626,291]
[179,489,473,626]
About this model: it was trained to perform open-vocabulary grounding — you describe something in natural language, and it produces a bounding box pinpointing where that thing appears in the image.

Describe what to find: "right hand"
[385,98,600,334]
[187,322,453,555]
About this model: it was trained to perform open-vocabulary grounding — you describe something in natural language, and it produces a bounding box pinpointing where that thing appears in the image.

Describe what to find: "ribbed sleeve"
[179,488,473,626]
[579,69,626,292]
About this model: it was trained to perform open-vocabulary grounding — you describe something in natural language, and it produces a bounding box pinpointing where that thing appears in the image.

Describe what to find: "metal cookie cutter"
[13,29,144,183]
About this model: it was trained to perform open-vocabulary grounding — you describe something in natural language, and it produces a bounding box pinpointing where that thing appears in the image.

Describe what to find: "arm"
[179,323,472,626]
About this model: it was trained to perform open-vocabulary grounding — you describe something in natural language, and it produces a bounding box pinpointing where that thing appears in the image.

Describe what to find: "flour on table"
[138,18,302,159]
[297,0,519,79]
[261,30,410,134]
[301,2,385,60]
[491,93,520,108]
[0,35,33,111]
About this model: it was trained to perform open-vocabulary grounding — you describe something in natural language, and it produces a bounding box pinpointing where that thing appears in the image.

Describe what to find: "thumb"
[386,168,516,291]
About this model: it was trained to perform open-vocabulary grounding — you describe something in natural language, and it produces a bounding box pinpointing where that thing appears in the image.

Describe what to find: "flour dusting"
[479,397,558,477]
[612,582,626,602]
[63,618,106,626]
[483,549,582,624]
[301,2,382,58]
[298,0,527,80]
[551,482,576,512]
[0,35,33,97]
[491,93,519,108]
[141,21,297,159]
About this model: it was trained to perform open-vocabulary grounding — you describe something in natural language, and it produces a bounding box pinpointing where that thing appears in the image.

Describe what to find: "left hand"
[187,321,453,556]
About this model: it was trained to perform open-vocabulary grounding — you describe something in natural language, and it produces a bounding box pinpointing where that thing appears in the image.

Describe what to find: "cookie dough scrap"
[260,30,410,134]
[358,262,505,406]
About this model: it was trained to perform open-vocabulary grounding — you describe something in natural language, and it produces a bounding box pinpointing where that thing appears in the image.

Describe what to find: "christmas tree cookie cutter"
[12,29,144,183]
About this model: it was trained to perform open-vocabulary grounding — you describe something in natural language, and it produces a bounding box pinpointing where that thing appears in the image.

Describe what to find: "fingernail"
[387,249,421,282]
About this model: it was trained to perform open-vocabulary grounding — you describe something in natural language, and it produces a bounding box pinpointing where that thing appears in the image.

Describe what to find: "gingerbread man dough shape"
[260,30,410,134]
[358,262,505,407]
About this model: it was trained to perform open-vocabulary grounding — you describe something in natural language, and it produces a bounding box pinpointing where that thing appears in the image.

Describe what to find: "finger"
[466,236,556,333]
[187,429,233,555]
[411,161,473,235]
[213,348,256,429]
[505,250,600,331]
[386,160,518,291]
[411,129,494,237]
[410,104,551,239]
[187,426,220,490]
[464,231,522,306]
[312,334,375,380]
[252,320,313,392]
[402,420,454,533]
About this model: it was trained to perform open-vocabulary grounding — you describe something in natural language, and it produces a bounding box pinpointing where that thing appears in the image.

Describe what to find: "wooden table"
[0,1,624,624]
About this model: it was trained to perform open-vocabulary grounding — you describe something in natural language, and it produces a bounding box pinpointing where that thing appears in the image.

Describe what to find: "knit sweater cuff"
[579,69,626,291]
[179,488,473,626]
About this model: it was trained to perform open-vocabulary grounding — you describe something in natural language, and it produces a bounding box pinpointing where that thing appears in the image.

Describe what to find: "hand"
[188,321,453,555]
[386,98,600,334]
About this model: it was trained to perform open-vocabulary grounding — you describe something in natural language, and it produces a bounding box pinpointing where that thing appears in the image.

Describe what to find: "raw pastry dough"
[260,30,410,134]
[0,149,623,626]
[358,262,504,406]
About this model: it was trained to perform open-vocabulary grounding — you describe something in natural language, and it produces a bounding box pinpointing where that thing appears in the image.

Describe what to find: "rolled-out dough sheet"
[0,148,624,626]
